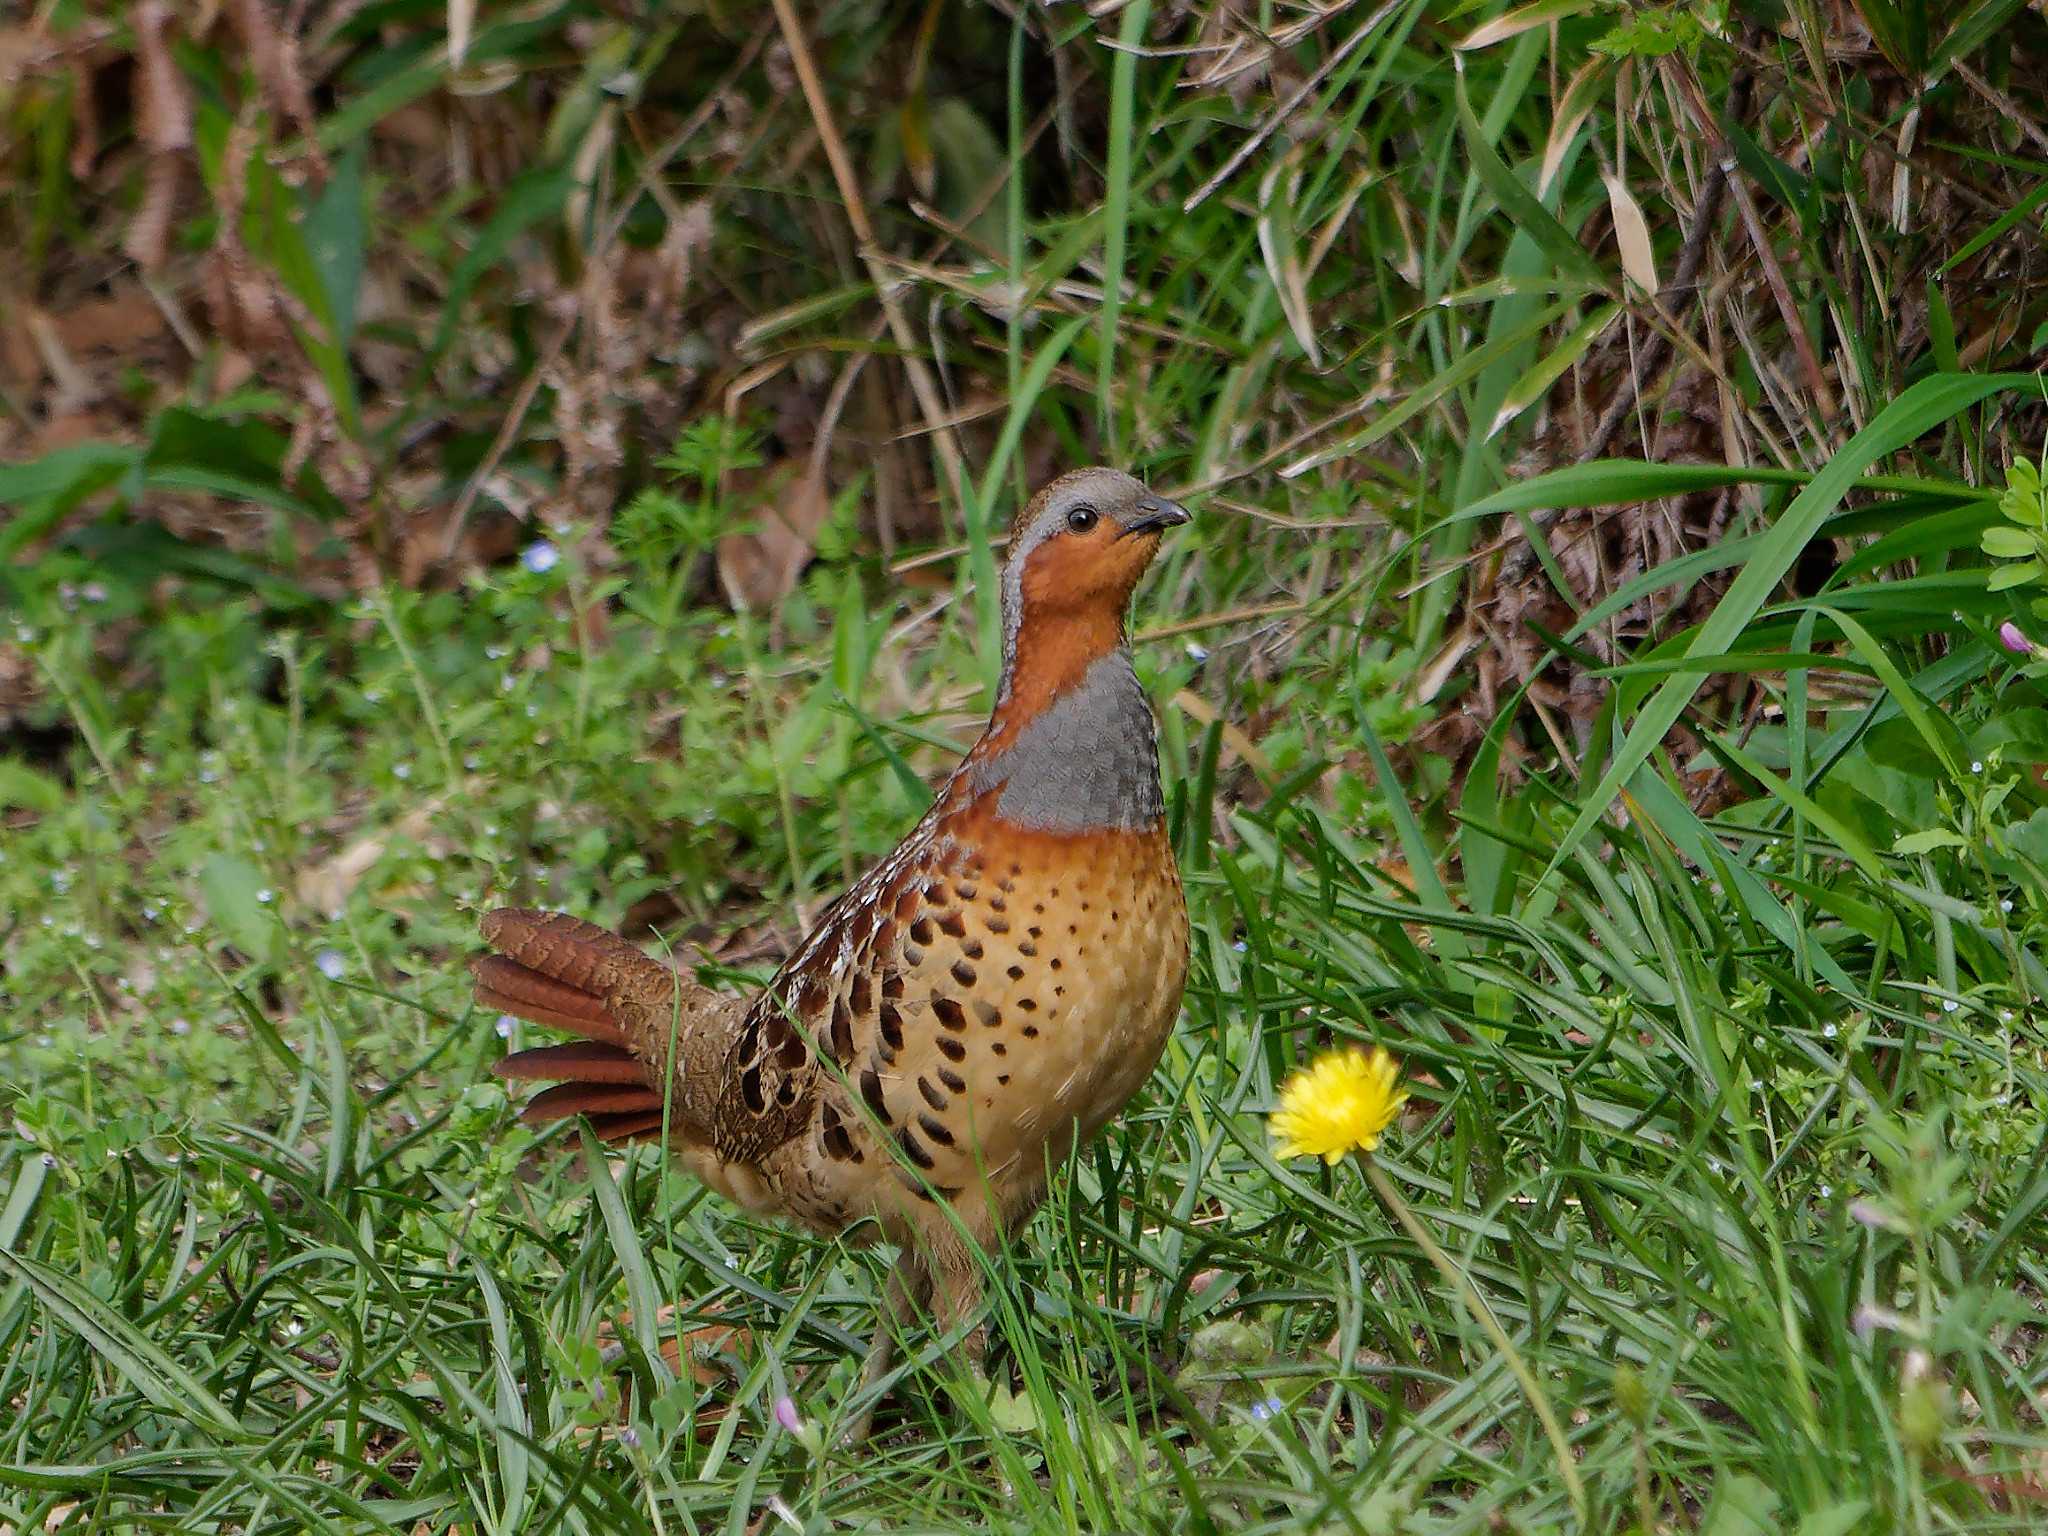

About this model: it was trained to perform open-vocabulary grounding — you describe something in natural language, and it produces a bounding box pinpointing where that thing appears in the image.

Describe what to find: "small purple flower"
[1854,1304,1903,1340]
[1248,1394,1285,1422]
[2000,621,2032,657]
[773,1394,804,1435]
[522,540,560,575]
[618,1425,641,1449]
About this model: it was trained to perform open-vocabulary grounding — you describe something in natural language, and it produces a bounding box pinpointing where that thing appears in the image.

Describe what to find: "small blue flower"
[1248,1394,1285,1422]
[522,540,560,574]
[315,949,346,980]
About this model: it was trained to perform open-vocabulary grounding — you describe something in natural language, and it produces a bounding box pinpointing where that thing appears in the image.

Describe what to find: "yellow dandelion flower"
[1270,1045,1408,1164]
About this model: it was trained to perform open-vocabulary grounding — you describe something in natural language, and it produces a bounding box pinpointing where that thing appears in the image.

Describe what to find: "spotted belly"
[765,810,1188,1244]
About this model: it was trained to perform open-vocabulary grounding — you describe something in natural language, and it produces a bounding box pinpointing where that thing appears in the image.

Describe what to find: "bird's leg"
[840,1250,928,1445]
[928,1251,990,1405]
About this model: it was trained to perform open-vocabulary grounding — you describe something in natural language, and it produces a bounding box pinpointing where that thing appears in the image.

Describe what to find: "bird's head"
[1001,467,1189,639]
[989,467,1190,715]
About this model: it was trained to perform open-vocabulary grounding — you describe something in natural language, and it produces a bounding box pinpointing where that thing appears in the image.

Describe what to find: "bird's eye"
[1066,506,1098,533]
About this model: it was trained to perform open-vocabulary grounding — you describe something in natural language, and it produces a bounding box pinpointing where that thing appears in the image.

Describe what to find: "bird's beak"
[1120,497,1192,538]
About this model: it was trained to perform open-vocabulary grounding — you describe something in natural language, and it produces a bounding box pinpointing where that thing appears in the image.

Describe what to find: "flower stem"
[1360,1154,1589,1528]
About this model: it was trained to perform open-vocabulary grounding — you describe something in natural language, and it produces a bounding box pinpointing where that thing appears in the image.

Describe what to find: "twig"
[1181,0,1403,214]
[1575,71,1751,464]
[437,29,767,560]
[769,0,969,503]
[1952,60,2048,157]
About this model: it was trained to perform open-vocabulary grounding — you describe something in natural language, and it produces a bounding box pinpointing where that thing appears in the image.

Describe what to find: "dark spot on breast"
[951,959,977,987]
[1054,985,1065,998]
[860,1065,891,1122]
[903,945,926,968]
[918,1113,955,1147]
[894,890,918,919]
[937,910,967,938]
[918,1075,947,1110]
[1050,958,1062,971]
[896,1127,935,1170]
[974,1000,1001,1028]
[882,967,904,1000]
[989,894,1007,913]
[936,1036,966,1062]
[798,972,828,1014]
[1021,1024,1039,1038]
[932,996,966,1031]
[741,1066,766,1112]
[1028,925,1043,938]
[1111,909,1121,922]
[849,973,872,1016]
[1068,924,1078,936]
[830,998,855,1062]
[1018,941,1038,958]
[1033,903,1045,915]
[986,915,1010,934]
[879,999,904,1050]
[997,1073,1011,1086]
[923,882,948,905]
[776,1026,807,1070]
[936,1065,966,1092]
[1018,997,1037,1012]
[908,915,933,944]
[962,938,984,960]
[990,1041,1007,1056]
[955,882,978,901]
[1006,964,1024,980]
[1009,863,1022,877]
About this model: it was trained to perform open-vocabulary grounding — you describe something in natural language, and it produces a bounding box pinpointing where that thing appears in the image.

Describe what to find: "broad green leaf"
[1488,301,1619,439]
[1894,828,1966,855]
[200,854,279,962]
[1988,560,2043,591]
[1454,66,1606,285]
[1982,526,2038,558]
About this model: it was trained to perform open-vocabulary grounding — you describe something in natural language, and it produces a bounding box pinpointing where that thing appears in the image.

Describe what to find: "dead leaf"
[295,798,448,916]
[1170,689,1274,779]
[55,285,167,354]
[1604,173,1660,295]
[716,464,833,612]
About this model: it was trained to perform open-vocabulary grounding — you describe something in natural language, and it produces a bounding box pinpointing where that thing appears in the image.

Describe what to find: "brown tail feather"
[493,1041,646,1084]
[480,909,666,1000]
[521,1082,665,1123]
[587,1109,670,1144]
[477,907,706,1142]
[472,955,627,1044]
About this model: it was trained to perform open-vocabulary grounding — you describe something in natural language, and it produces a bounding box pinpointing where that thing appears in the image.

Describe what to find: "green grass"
[5,430,2046,1528]
[5,0,2048,1530]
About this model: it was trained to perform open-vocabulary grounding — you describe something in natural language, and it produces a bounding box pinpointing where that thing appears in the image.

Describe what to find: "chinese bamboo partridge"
[471,467,1191,1433]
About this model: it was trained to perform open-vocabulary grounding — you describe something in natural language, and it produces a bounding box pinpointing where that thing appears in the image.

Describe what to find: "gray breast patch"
[962,651,1166,832]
